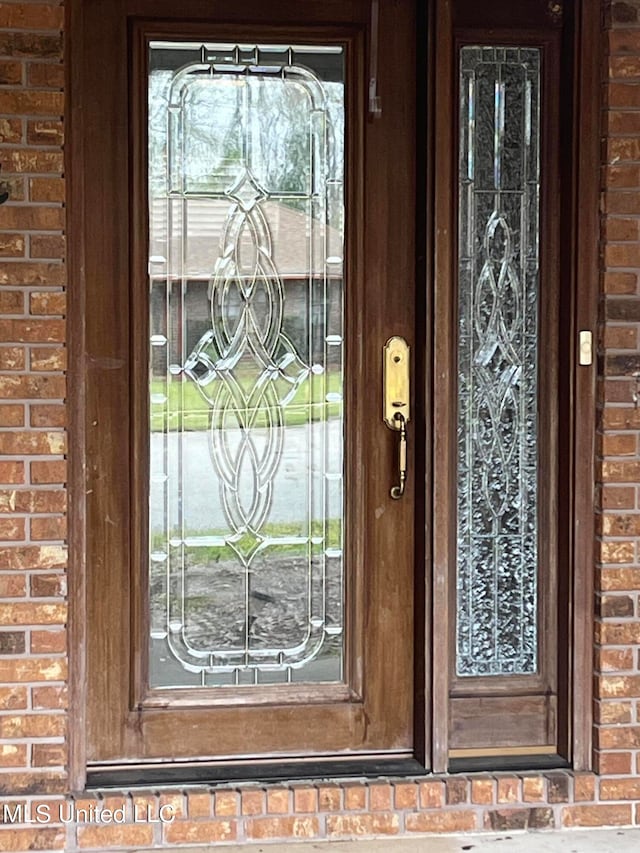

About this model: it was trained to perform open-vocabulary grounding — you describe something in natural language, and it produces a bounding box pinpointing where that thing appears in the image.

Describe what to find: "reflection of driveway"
[150,420,343,532]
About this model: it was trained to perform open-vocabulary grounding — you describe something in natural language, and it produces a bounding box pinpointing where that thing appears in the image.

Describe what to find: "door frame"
[66,0,601,790]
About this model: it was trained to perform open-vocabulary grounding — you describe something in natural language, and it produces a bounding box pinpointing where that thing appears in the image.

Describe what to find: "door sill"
[86,755,427,789]
[448,754,570,774]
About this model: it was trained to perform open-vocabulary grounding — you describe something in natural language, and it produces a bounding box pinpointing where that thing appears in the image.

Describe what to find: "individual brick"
[0,744,27,766]
[419,779,445,808]
[29,235,65,260]
[317,783,342,812]
[0,686,28,712]
[368,782,392,811]
[0,544,66,570]
[26,119,63,146]
[30,347,67,372]
[30,461,67,484]
[292,785,318,814]
[0,575,26,598]
[31,686,67,710]
[0,405,24,426]
[600,779,640,800]
[31,743,67,767]
[445,777,468,805]
[342,783,366,811]
[30,405,66,427]
[0,347,26,370]
[0,602,67,628]
[245,816,320,840]
[29,177,64,202]
[266,789,289,814]
[393,781,418,810]
[29,292,65,316]
[164,820,236,844]
[0,518,25,540]
[27,62,64,89]
[0,262,67,284]
[0,714,64,738]
[30,517,67,542]
[406,809,477,832]
[77,825,154,849]
[30,630,66,654]
[0,319,65,343]
[0,5,64,30]
[597,751,632,775]
[0,828,64,850]
[240,788,264,816]
[0,234,25,257]
[187,791,211,818]
[0,90,63,116]
[562,804,633,827]
[326,814,399,836]
[470,777,494,804]
[484,808,554,830]
[0,631,25,655]
[30,573,66,597]
[496,776,520,803]
[0,60,22,86]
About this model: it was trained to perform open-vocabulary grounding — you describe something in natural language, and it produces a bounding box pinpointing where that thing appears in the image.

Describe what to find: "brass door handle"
[383,337,410,500]
[390,412,407,499]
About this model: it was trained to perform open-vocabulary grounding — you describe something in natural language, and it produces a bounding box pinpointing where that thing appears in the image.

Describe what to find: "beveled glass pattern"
[148,43,345,688]
[456,46,541,677]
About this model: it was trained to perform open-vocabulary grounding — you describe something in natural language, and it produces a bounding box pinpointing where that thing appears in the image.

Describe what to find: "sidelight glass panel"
[456,46,541,677]
[148,43,345,688]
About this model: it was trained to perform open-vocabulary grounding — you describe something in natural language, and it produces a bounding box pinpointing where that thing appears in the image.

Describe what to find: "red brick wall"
[0,3,68,850]
[598,0,640,786]
[2,0,640,850]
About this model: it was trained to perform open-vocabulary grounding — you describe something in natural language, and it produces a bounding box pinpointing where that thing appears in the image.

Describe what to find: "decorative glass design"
[456,46,541,677]
[148,43,345,688]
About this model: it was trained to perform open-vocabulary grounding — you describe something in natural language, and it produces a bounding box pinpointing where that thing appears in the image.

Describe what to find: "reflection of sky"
[148,69,345,197]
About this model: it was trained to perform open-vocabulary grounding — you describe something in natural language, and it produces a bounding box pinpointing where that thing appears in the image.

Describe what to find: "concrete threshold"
[127,828,640,853]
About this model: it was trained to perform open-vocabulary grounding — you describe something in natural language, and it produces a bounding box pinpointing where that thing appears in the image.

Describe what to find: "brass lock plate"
[383,336,410,429]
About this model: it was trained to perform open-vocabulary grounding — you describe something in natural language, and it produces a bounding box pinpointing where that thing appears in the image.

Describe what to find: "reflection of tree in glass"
[148,67,344,227]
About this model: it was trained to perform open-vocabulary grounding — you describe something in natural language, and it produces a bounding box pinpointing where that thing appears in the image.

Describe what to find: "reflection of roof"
[150,197,343,280]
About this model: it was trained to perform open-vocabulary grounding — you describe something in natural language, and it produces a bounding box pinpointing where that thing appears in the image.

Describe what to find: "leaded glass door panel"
[148,42,347,690]
[82,0,418,768]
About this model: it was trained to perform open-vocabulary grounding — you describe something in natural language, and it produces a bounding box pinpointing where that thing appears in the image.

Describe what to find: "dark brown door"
[77,0,418,770]
[72,0,596,781]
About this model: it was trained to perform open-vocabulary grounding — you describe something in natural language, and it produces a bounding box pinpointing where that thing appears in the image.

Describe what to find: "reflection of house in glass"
[149,196,343,379]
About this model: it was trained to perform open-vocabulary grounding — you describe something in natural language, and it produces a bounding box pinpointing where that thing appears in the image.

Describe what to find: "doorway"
[68,0,598,785]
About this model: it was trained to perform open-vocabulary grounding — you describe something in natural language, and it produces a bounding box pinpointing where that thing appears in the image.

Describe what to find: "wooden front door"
[71,0,598,784]
[76,0,419,773]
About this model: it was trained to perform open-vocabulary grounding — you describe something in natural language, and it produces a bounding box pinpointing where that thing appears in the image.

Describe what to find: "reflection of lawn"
[150,371,342,431]
[151,518,342,563]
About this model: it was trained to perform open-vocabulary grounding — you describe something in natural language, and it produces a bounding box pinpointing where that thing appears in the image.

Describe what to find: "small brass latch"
[579,330,592,366]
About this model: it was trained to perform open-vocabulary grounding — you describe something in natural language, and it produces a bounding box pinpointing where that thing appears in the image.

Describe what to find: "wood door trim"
[66,0,88,796]
[430,0,455,775]
[569,0,601,772]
